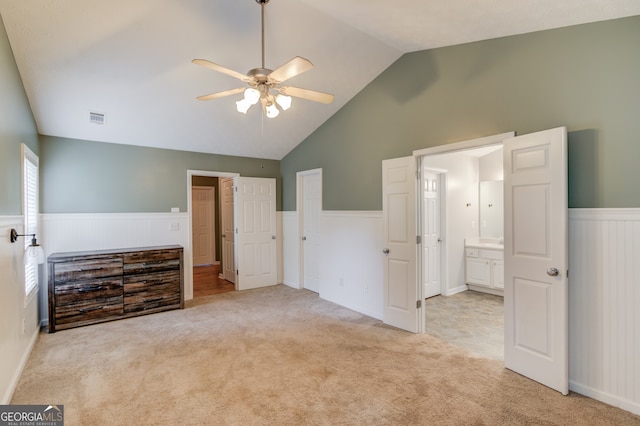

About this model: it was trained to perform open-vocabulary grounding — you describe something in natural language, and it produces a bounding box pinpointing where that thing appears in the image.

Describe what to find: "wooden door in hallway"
[192,186,215,266]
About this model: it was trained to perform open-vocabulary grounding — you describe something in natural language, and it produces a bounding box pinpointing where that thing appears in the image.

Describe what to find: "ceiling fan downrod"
[256,0,269,69]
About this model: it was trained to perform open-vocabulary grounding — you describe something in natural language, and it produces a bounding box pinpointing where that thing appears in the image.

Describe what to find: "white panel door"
[423,171,441,298]
[234,177,277,291]
[192,186,215,266]
[504,127,568,395]
[221,178,235,283]
[301,172,321,293]
[383,156,421,333]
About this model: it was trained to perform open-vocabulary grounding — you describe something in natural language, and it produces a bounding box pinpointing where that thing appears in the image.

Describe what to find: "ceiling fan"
[193,0,334,118]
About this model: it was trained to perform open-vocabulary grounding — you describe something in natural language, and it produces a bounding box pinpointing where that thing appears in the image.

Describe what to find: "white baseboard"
[282,280,300,290]
[444,285,468,296]
[570,381,640,416]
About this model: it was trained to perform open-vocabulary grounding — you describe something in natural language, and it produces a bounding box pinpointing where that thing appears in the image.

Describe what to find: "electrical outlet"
[170,222,179,231]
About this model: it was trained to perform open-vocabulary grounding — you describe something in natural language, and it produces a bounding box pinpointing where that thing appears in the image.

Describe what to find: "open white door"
[221,178,235,283]
[234,177,277,291]
[422,171,442,298]
[382,156,422,333]
[504,127,568,394]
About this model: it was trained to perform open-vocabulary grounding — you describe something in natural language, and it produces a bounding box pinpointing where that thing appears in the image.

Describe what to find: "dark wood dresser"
[48,245,183,332]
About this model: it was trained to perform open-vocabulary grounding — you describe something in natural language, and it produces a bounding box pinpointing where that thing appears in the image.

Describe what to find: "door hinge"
[416,170,420,180]
[235,228,238,234]
[235,186,238,192]
[416,235,421,244]
[416,300,422,309]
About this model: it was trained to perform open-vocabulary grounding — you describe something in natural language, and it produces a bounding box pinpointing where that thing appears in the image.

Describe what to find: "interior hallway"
[193,264,235,297]
[425,290,504,360]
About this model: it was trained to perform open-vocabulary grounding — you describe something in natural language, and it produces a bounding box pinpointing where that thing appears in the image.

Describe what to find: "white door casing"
[192,186,215,266]
[299,170,322,293]
[422,171,442,298]
[234,177,278,291]
[221,178,235,283]
[504,127,568,395]
[382,156,422,333]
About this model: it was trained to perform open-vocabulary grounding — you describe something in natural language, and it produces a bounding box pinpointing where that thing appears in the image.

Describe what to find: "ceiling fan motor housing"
[248,68,273,84]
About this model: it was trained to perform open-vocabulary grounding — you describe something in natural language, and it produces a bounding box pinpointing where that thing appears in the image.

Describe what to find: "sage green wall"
[281,16,640,211]
[40,136,281,213]
[0,14,38,214]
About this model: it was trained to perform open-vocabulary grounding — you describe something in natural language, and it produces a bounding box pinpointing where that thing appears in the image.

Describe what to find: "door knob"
[382,248,390,254]
[272,235,277,240]
[546,267,560,277]
[302,236,307,241]
[221,234,225,238]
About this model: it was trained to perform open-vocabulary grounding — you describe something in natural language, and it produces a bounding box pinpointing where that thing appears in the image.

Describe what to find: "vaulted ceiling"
[1,0,639,160]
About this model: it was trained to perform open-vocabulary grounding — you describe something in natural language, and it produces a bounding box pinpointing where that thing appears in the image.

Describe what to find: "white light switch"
[171,207,180,213]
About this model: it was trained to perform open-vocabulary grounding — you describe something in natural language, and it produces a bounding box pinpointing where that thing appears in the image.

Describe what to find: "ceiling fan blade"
[268,56,314,83]
[280,86,335,104]
[192,59,249,82]
[196,87,245,101]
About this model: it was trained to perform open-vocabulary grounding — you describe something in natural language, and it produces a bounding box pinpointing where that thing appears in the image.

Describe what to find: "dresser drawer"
[53,258,123,282]
[124,270,181,313]
[123,250,181,275]
[54,278,123,303]
[54,296,123,326]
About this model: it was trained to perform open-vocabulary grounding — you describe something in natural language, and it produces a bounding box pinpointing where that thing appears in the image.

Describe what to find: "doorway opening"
[188,170,238,299]
[417,135,509,361]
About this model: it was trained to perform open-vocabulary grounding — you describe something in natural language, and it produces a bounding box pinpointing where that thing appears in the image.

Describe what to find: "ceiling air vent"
[89,111,106,125]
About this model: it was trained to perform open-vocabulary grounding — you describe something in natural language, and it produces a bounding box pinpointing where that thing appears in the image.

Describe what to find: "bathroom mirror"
[480,180,503,238]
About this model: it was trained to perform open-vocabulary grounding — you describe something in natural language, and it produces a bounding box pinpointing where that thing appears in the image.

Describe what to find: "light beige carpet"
[12,285,640,425]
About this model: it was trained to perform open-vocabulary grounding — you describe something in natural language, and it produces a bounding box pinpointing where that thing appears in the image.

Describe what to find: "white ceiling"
[1,0,639,160]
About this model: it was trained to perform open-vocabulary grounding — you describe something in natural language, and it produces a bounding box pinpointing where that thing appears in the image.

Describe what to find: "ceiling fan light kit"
[193,0,334,118]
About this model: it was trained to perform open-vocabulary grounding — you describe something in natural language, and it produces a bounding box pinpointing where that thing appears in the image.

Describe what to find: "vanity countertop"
[465,237,504,250]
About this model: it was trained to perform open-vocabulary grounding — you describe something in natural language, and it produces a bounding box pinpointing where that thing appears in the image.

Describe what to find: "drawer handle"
[143,297,164,303]
[79,306,103,313]
[142,261,165,266]
[78,285,103,293]
[78,267,103,272]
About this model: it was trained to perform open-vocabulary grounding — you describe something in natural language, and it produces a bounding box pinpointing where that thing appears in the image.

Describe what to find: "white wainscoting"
[319,211,384,319]
[282,211,299,288]
[40,213,191,322]
[282,210,383,318]
[568,209,640,415]
[282,208,640,415]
